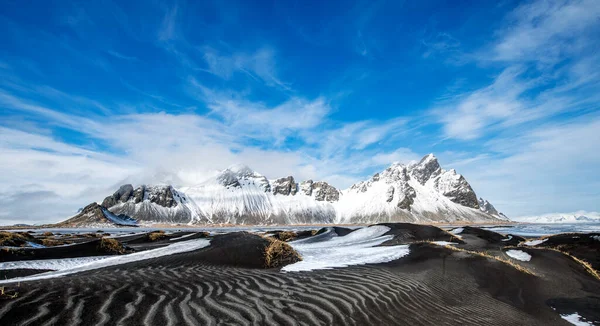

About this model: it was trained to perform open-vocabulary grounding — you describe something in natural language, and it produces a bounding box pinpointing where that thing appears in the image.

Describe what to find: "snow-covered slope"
[515,211,600,224]
[59,154,507,226]
[181,164,337,224]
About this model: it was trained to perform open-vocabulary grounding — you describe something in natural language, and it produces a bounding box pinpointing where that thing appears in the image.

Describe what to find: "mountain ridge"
[58,154,509,226]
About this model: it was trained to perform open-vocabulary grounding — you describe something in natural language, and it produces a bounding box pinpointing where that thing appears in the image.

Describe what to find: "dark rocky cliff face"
[272,176,298,196]
[101,185,178,209]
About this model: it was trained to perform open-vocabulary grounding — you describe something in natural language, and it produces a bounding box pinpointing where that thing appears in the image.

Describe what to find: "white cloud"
[434,0,600,141]
[493,0,600,63]
[455,115,600,216]
[201,47,290,90]
[158,5,178,41]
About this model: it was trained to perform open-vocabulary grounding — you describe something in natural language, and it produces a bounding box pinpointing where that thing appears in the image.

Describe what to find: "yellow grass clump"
[147,231,166,242]
[98,238,125,254]
[277,231,297,242]
[442,244,536,276]
[0,286,19,299]
[264,238,302,268]
[0,232,31,247]
[41,239,71,247]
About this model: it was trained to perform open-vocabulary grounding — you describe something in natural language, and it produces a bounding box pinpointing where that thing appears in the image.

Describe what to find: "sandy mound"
[375,223,464,245]
[530,233,600,271]
[194,232,301,268]
[0,238,128,262]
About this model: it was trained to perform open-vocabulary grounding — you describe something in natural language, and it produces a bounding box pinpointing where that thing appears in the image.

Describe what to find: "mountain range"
[514,211,600,224]
[58,154,509,226]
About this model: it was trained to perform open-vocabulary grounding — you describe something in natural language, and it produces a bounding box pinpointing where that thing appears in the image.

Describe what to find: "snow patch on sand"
[169,233,198,241]
[431,241,459,246]
[450,228,464,235]
[561,313,595,325]
[283,226,409,272]
[523,238,548,246]
[506,250,531,262]
[0,256,110,271]
[0,239,211,284]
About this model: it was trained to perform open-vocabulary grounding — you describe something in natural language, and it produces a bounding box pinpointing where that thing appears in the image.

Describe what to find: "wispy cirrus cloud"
[201,46,291,90]
[433,0,600,141]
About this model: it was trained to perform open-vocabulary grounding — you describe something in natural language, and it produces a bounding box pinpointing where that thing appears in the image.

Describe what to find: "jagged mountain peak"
[224,164,259,177]
[410,153,441,185]
[214,164,270,191]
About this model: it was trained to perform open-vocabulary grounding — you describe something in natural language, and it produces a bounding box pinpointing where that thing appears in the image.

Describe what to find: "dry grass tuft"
[41,239,71,247]
[277,231,297,242]
[442,244,536,276]
[147,231,166,242]
[264,238,302,268]
[0,232,31,247]
[0,286,19,299]
[42,232,54,237]
[98,238,125,254]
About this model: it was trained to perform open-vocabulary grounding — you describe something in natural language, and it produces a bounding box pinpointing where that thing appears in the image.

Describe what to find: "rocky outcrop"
[101,184,134,208]
[102,184,179,209]
[147,186,178,207]
[272,176,298,196]
[298,180,340,201]
[479,198,499,215]
[58,203,110,227]
[312,181,340,202]
[434,171,479,209]
[397,185,416,211]
[410,154,441,185]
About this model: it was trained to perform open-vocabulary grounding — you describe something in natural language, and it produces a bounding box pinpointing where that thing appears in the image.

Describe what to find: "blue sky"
[1,0,599,223]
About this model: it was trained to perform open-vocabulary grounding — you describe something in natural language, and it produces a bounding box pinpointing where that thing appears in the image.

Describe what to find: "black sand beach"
[0,224,599,325]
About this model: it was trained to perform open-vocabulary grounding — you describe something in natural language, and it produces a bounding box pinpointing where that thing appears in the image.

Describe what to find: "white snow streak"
[0,239,211,284]
[0,256,110,271]
[505,250,532,262]
[169,233,198,241]
[523,238,548,246]
[282,226,409,272]
[561,313,595,325]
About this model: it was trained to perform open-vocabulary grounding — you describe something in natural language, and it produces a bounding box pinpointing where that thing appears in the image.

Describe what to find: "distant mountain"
[515,211,600,224]
[58,154,508,226]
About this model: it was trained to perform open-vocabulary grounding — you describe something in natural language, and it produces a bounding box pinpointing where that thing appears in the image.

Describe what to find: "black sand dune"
[192,232,301,268]
[0,224,598,325]
[0,238,128,262]
[332,226,356,236]
[499,245,600,324]
[530,233,600,271]
[377,223,464,245]
[454,226,525,255]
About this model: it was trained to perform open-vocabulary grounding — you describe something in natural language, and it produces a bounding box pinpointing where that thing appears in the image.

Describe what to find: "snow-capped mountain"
[59,154,508,226]
[335,154,505,223]
[515,211,600,224]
